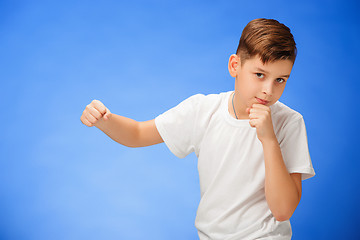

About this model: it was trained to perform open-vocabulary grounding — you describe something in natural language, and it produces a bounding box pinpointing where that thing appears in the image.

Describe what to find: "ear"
[228,54,240,78]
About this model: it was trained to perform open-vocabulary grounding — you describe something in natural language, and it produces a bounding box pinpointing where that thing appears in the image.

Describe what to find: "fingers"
[91,100,107,116]
[80,99,110,127]
[251,103,269,109]
[84,107,99,123]
[80,115,94,127]
[248,111,262,119]
[248,104,270,116]
[248,108,265,120]
[249,119,257,128]
[103,107,111,120]
[86,105,103,121]
[248,104,271,128]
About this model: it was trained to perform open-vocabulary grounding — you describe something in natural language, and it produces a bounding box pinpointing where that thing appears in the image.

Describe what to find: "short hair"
[236,18,297,65]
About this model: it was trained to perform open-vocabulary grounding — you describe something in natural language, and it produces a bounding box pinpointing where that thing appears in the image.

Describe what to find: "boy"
[80,18,315,239]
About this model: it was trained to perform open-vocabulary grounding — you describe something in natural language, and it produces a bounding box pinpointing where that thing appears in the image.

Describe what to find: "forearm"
[94,113,139,148]
[262,138,299,221]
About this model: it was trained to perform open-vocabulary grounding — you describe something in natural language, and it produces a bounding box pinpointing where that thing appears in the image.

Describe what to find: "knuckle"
[97,111,102,116]
[93,99,101,105]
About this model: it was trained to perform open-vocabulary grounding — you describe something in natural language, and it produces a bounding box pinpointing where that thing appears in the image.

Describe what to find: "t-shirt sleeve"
[154,94,203,159]
[279,117,316,181]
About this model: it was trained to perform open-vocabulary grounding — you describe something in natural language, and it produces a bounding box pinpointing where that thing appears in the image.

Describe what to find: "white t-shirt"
[155,90,315,240]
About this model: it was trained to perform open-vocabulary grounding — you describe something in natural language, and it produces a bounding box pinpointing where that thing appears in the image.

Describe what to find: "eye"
[276,78,286,83]
[256,73,264,79]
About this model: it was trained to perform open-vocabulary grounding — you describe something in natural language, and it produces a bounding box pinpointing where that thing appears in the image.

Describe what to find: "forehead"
[244,56,294,75]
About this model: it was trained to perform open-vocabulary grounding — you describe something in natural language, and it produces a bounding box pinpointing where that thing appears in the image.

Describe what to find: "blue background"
[1,0,359,239]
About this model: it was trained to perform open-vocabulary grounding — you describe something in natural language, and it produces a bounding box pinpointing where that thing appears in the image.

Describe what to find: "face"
[229,54,293,117]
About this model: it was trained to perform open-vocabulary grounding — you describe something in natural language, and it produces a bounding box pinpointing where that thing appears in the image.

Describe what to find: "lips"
[256,97,269,105]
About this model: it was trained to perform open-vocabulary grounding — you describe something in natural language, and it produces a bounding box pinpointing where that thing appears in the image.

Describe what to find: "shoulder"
[186,91,226,101]
[271,101,304,128]
[183,91,227,109]
[271,102,310,148]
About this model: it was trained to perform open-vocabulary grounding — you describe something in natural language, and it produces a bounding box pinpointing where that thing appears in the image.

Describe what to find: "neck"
[229,91,249,120]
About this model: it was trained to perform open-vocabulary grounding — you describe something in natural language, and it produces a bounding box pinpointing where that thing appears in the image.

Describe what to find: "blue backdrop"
[1,0,359,239]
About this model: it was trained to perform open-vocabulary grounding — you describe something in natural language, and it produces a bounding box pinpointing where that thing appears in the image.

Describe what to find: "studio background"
[1,0,359,239]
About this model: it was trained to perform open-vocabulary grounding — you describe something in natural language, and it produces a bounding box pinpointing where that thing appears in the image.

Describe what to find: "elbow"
[270,196,300,222]
[274,214,291,222]
[115,140,140,148]
[129,144,141,148]
[122,142,140,148]
[273,208,295,222]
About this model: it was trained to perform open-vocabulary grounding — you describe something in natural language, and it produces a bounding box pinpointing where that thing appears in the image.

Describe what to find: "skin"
[80,53,303,221]
[228,54,302,221]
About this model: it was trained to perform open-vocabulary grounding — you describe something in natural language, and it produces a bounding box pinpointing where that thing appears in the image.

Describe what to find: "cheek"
[237,74,261,97]
[240,74,256,89]
[274,86,286,98]
[276,84,286,93]
[245,77,260,93]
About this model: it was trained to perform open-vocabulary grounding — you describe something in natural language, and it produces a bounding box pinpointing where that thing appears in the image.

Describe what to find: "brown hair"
[236,18,297,65]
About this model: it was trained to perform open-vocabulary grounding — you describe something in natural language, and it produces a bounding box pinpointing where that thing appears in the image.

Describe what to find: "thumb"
[103,107,111,120]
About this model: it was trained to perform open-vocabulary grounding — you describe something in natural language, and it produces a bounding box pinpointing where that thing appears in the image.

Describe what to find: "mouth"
[256,97,270,105]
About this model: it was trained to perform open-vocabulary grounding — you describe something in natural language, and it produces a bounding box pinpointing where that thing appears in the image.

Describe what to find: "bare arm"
[94,113,141,148]
[262,139,302,222]
[95,116,164,148]
[137,119,164,147]
[246,104,302,222]
[80,100,163,148]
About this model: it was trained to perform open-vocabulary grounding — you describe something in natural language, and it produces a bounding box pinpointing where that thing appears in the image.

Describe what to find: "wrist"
[260,135,278,146]
[94,116,108,129]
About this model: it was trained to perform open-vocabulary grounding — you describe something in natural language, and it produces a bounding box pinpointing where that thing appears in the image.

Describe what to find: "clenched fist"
[80,100,111,127]
[246,103,276,143]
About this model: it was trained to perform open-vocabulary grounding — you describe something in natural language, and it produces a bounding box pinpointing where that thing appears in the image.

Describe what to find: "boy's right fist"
[80,100,111,127]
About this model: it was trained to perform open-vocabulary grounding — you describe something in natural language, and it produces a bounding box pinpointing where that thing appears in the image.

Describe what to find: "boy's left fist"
[246,104,276,143]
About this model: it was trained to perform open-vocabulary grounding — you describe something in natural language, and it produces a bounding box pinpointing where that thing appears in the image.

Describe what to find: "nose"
[262,81,273,96]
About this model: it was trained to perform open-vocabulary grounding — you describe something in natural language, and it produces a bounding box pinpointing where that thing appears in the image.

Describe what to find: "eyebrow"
[255,67,290,78]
